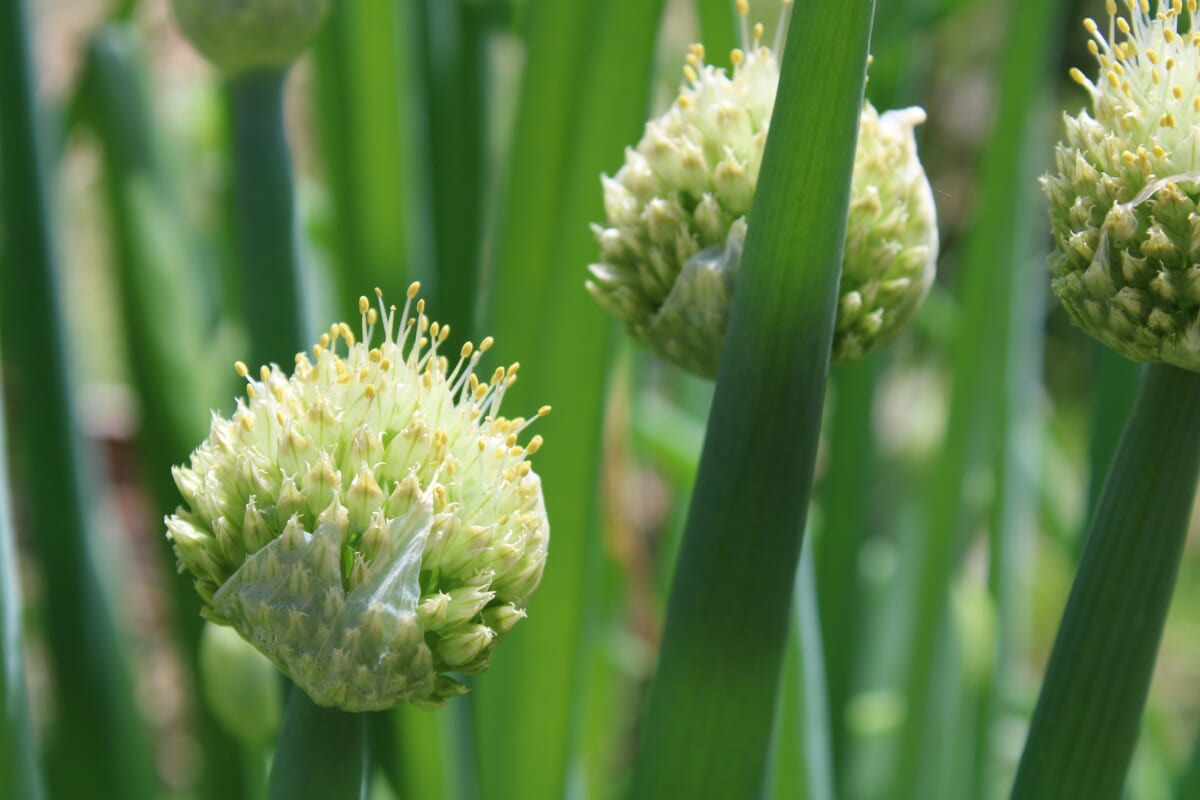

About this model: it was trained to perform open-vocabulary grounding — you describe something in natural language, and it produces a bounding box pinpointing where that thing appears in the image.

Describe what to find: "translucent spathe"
[587,2,938,378]
[167,287,550,711]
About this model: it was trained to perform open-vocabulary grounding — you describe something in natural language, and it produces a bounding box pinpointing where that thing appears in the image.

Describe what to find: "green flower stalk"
[587,0,937,377]
[167,286,550,712]
[171,0,330,75]
[1045,0,1200,368]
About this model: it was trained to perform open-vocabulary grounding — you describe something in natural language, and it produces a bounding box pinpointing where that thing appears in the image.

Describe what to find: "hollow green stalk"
[475,1,665,797]
[267,686,369,800]
[815,359,878,780]
[77,25,248,799]
[0,2,157,798]
[1010,364,1200,799]
[311,0,423,310]
[627,1,875,795]
[887,0,1060,793]
[0,334,42,800]
[227,67,308,368]
[770,542,835,800]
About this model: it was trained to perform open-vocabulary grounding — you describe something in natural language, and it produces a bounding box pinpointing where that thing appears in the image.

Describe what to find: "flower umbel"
[587,0,938,378]
[171,0,330,75]
[1045,0,1200,369]
[167,286,550,711]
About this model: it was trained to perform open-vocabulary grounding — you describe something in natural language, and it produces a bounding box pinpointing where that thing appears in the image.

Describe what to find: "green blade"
[311,0,425,309]
[76,24,250,800]
[1010,365,1200,799]
[0,1,158,797]
[886,0,1063,793]
[628,2,876,795]
[474,0,666,797]
[0,332,43,800]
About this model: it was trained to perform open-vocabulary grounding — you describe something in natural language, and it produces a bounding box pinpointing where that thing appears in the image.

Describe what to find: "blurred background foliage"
[2,0,1200,798]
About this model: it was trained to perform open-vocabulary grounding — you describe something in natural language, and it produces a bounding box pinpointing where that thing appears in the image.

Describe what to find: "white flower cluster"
[587,1,938,377]
[1046,0,1200,368]
[167,286,549,711]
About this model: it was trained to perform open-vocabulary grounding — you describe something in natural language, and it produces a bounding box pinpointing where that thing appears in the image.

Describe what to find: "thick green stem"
[78,27,247,798]
[268,686,369,800]
[0,344,42,800]
[627,3,875,796]
[0,2,156,798]
[227,67,308,367]
[815,359,878,779]
[1011,364,1200,799]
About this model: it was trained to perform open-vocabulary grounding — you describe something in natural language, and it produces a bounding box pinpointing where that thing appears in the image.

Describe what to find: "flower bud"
[1045,2,1200,370]
[167,287,550,711]
[170,0,330,75]
[198,621,281,747]
[587,3,938,378]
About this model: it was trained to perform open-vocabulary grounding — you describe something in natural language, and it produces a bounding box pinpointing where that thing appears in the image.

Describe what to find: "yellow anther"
[1106,0,1117,12]
[678,94,692,108]
[753,22,764,40]
[736,0,749,15]
[1117,16,1130,33]
[380,358,391,372]
[339,322,355,345]
[406,281,420,299]
[1083,18,1099,35]
[507,362,520,378]
[439,325,451,343]
[1108,71,1120,88]
[320,332,331,348]
[518,462,531,477]
[246,384,257,400]
[1147,48,1161,64]
[359,296,370,314]
[260,365,271,381]
[684,65,698,82]
[235,361,249,377]
[364,384,376,399]
[1174,85,1184,98]
[367,308,378,325]
[461,342,474,359]
[240,414,254,431]
[1154,145,1167,158]
[480,336,495,352]
[526,435,543,455]
[1069,67,1087,85]
[538,405,552,417]
[430,321,440,339]
[731,48,745,66]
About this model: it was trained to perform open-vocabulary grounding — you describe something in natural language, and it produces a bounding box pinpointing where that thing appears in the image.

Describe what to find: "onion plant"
[7,1,1200,799]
